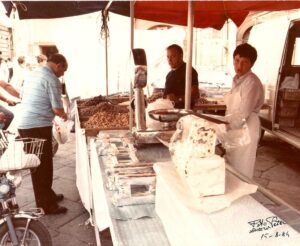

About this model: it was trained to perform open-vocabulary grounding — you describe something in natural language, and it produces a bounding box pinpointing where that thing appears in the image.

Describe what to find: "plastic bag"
[52,116,73,144]
[214,123,251,150]
[145,98,174,130]
[280,73,299,89]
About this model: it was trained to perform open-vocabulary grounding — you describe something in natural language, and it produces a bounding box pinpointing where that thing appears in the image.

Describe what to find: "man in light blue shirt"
[18,53,68,215]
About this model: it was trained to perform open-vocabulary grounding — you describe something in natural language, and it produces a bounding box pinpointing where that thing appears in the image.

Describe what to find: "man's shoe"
[55,194,64,202]
[44,205,68,215]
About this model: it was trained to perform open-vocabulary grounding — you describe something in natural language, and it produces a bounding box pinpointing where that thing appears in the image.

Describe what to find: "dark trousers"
[18,126,57,209]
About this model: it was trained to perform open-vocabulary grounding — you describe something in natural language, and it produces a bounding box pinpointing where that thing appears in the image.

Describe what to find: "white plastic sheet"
[52,116,73,144]
[145,98,174,130]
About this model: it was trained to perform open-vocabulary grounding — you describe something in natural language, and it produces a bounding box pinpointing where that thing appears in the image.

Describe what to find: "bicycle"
[0,130,52,245]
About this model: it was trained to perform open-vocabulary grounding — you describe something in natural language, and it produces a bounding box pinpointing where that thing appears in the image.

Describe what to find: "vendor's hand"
[225,113,245,129]
[53,107,68,121]
[166,93,181,103]
[61,112,68,121]
[6,99,18,106]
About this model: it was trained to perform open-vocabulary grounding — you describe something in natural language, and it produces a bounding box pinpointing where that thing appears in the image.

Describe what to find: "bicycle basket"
[0,137,45,172]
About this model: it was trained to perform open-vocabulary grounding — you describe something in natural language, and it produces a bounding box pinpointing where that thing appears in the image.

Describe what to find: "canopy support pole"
[105,26,108,96]
[129,1,135,131]
[103,1,112,97]
[185,1,194,110]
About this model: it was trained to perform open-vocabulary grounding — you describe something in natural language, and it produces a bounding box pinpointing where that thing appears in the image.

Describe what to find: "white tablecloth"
[155,162,300,246]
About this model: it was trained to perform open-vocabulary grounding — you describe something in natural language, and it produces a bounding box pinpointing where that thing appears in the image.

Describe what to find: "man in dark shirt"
[163,44,199,108]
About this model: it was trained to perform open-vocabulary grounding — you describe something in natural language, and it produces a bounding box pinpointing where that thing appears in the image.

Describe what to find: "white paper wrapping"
[176,155,226,198]
[154,161,257,213]
[154,162,300,246]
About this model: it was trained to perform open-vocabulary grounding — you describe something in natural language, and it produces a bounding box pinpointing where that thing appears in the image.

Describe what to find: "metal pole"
[130,2,134,50]
[105,27,108,96]
[104,1,112,97]
[129,1,135,131]
[185,1,194,110]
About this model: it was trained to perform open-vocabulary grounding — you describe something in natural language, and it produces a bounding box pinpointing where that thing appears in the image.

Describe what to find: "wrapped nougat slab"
[170,115,216,161]
[187,118,216,158]
[170,115,225,197]
[177,154,225,198]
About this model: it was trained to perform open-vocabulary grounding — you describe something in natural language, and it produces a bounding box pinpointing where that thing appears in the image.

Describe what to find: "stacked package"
[97,134,156,206]
[170,115,225,197]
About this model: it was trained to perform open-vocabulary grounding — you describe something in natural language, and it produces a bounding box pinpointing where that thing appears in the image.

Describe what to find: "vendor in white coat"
[224,43,264,178]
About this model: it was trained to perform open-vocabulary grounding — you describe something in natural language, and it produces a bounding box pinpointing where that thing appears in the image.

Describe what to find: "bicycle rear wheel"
[0,217,52,246]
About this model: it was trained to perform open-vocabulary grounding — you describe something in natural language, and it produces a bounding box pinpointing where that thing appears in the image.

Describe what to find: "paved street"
[255,132,300,211]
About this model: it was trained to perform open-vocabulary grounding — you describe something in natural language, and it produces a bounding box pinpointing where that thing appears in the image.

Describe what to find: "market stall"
[75,103,300,245]
[6,2,300,246]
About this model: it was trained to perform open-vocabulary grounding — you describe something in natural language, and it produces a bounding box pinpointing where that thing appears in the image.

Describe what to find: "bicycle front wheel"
[0,217,52,246]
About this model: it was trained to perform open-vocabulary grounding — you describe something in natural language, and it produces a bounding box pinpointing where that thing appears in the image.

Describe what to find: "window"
[291,37,300,65]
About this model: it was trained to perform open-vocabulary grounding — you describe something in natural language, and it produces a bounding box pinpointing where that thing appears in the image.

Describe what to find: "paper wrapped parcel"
[154,162,300,246]
[153,161,257,213]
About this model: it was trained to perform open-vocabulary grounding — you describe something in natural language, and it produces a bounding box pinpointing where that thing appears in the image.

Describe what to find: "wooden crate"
[279,89,300,101]
[280,100,300,108]
[279,117,296,127]
[278,106,299,117]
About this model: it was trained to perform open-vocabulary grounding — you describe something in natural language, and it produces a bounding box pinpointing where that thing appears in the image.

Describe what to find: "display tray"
[108,97,130,105]
[78,105,130,133]
[148,108,228,124]
[77,95,129,108]
[76,105,90,109]
[193,103,226,111]
[83,127,130,137]
[79,116,89,121]
[76,95,107,106]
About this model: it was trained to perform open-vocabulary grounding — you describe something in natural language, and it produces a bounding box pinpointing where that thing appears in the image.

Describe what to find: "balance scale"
[130,48,177,146]
[132,85,177,146]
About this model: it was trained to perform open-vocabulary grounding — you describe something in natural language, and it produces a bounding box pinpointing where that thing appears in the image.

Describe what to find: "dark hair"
[48,53,67,65]
[167,44,183,56]
[233,43,257,65]
[37,54,47,63]
[17,56,25,65]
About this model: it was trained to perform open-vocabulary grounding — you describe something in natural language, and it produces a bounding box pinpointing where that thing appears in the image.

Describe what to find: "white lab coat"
[224,70,264,178]
[0,61,9,82]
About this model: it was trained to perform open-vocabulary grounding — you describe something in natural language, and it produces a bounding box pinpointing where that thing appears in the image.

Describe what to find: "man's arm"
[0,80,20,99]
[191,85,200,101]
[0,91,17,106]
[53,108,68,121]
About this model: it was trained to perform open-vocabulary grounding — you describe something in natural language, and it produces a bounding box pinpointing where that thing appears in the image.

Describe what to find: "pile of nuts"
[79,102,129,117]
[78,95,131,129]
[81,111,129,129]
[77,95,106,107]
